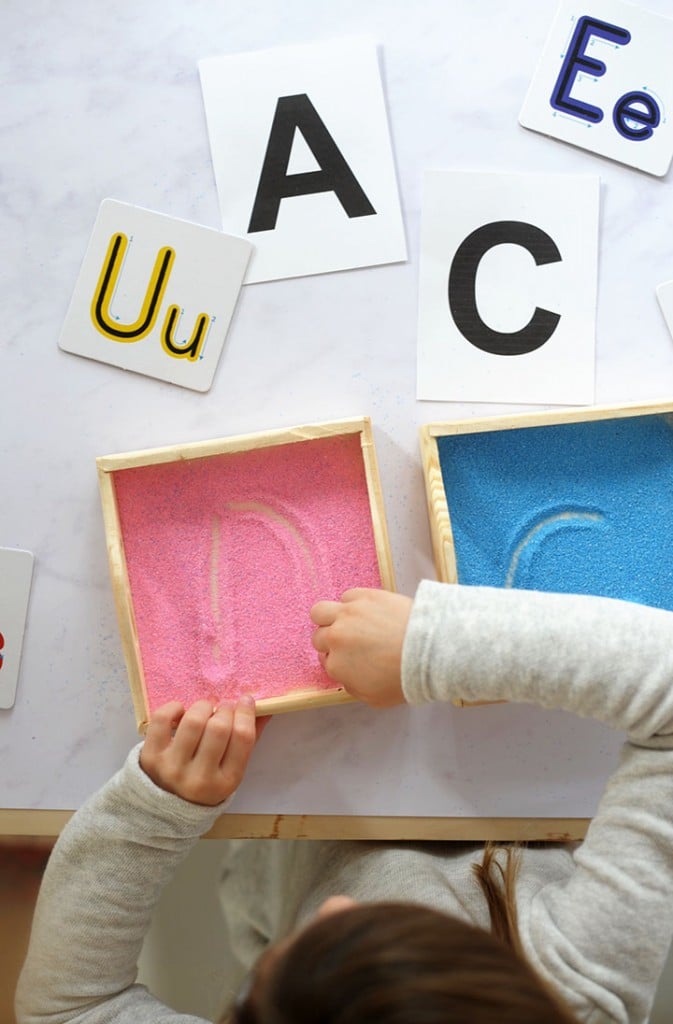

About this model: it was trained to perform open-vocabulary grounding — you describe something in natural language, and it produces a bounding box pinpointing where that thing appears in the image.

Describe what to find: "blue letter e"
[551,16,631,124]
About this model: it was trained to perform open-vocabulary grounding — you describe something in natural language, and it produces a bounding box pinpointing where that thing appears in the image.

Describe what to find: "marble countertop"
[2,0,673,832]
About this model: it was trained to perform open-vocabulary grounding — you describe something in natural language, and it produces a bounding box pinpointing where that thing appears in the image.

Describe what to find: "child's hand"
[310,588,412,707]
[140,697,266,806]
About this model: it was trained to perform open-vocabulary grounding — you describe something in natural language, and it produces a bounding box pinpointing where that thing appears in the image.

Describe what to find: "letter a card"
[0,547,34,709]
[519,0,673,176]
[58,200,252,391]
[198,38,407,282]
[417,170,599,405]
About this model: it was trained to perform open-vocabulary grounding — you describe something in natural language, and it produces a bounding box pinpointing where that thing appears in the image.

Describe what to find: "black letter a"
[247,94,376,233]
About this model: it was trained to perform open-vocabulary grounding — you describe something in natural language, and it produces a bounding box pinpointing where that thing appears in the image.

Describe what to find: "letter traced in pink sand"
[112,434,382,709]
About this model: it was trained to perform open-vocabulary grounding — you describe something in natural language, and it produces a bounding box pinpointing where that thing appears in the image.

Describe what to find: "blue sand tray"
[436,413,673,609]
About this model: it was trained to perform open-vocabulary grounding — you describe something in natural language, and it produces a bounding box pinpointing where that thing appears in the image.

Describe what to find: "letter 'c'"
[448,221,562,356]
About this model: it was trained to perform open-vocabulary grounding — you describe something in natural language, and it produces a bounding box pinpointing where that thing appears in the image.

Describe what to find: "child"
[16,583,673,1023]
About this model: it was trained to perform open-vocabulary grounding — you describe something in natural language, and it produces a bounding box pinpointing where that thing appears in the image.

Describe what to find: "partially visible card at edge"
[0,547,34,709]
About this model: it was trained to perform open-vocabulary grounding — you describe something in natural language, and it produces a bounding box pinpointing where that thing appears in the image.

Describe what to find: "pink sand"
[112,433,382,710]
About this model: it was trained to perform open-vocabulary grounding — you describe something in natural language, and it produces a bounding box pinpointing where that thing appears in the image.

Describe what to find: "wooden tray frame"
[97,417,395,730]
[420,399,673,706]
[420,398,673,584]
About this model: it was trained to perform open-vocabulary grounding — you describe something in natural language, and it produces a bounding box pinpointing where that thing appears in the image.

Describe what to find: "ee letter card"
[0,547,34,710]
[59,200,252,392]
[199,37,407,283]
[519,0,673,176]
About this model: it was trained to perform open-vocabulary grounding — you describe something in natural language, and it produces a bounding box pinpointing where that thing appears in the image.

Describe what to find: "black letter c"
[448,221,562,356]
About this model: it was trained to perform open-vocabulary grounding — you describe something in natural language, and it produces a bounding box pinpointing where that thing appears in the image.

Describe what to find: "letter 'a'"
[248,93,376,232]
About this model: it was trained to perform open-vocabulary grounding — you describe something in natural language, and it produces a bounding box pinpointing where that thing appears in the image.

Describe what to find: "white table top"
[2,0,672,835]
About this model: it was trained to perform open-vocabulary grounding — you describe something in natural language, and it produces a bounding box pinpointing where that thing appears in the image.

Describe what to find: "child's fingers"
[311,625,329,653]
[195,702,236,767]
[170,700,216,761]
[140,697,265,804]
[339,588,370,602]
[310,600,341,626]
[218,697,258,785]
[143,701,185,755]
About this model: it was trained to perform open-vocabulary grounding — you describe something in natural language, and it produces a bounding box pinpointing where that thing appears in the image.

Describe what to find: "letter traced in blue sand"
[505,509,605,589]
[436,413,673,610]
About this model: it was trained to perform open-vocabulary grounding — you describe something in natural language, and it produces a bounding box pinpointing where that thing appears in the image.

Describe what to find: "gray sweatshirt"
[15,582,673,1024]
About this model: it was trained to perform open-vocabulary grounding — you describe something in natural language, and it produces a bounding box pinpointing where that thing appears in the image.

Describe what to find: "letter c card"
[417,170,599,405]
[0,547,34,710]
[519,0,673,176]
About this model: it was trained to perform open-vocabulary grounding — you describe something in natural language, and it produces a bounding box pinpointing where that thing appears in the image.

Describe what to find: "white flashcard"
[519,0,673,177]
[198,37,407,283]
[656,279,673,338]
[417,170,599,405]
[59,200,252,392]
[0,547,34,709]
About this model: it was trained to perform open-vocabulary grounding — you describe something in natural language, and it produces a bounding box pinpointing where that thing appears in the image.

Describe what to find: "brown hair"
[232,844,579,1024]
[472,841,525,956]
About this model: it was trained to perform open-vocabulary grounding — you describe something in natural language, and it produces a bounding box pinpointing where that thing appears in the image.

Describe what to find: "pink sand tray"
[97,418,395,731]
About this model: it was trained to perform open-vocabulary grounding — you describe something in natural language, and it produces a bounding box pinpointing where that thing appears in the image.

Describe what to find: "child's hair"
[472,841,525,955]
[232,844,579,1024]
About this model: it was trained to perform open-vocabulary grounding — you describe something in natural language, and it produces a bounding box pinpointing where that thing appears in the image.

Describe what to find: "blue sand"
[437,414,673,610]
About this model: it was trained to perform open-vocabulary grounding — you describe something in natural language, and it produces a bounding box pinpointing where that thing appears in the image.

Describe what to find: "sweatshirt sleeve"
[15,744,229,1024]
[402,580,673,1023]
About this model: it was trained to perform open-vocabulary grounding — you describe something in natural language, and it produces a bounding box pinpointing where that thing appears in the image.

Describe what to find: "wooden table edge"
[0,809,589,842]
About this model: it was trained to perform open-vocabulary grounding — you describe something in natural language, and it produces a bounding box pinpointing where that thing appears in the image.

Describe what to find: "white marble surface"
[2,0,673,821]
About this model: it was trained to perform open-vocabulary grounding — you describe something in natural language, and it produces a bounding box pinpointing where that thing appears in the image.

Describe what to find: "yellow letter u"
[91,233,174,342]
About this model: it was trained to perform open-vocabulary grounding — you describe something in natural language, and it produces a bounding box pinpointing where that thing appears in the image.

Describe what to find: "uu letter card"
[519,0,673,176]
[0,547,34,709]
[58,200,252,392]
[417,170,599,406]
[198,37,407,283]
